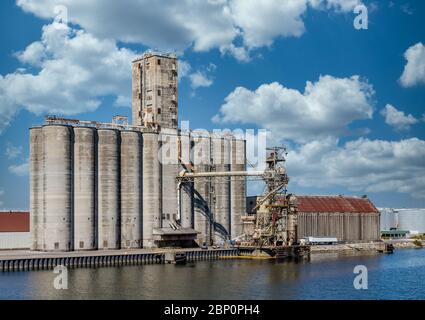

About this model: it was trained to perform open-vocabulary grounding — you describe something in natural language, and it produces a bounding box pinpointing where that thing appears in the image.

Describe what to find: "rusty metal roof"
[295,196,379,213]
[0,211,29,232]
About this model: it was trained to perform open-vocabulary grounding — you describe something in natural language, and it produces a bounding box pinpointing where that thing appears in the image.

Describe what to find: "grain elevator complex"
[29,52,247,251]
[28,52,381,254]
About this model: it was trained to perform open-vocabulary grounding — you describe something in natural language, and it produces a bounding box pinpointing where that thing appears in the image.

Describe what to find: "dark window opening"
[157,90,161,96]
[157,59,161,65]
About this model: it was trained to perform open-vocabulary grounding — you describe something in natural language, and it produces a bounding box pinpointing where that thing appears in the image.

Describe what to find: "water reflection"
[1,249,424,300]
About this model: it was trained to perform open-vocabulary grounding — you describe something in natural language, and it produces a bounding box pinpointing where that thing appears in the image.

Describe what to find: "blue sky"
[0,0,424,210]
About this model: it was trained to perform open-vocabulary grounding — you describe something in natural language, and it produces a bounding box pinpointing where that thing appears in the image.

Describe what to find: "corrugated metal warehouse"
[246,195,380,241]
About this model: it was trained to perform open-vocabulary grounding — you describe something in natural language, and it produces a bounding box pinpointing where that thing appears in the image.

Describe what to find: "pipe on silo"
[192,132,212,246]
[120,130,142,249]
[30,127,43,251]
[73,127,96,250]
[42,125,72,251]
[142,132,161,248]
[230,138,246,239]
[211,134,231,244]
[97,129,120,250]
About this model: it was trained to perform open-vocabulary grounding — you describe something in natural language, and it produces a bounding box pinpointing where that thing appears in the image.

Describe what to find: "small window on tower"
[157,59,161,65]
[157,90,161,96]
[158,108,161,114]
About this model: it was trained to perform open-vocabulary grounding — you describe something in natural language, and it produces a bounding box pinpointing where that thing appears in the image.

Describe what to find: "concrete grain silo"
[120,130,142,249]
[73,127,96,250]
[142,131,161,248]
[211,134,231,244]
[160,129,179,226]
[192,132,212,245]
[97,129,120,250]
[42,125,72,251]
[179,131,193,229]
[29,127,43,251]
[230,138,246,239]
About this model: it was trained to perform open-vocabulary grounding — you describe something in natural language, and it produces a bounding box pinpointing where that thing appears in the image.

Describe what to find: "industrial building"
[245,195,381,241]
[0,211,30,250]
[380,208,425,233]
[29,52,247,251]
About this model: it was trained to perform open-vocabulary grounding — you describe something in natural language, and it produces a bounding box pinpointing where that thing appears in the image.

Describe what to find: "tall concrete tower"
[132,52,178,129]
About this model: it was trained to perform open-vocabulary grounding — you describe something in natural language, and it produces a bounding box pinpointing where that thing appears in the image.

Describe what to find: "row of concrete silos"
[190,132,246,245]
[30,124,246,251]
[30,125,161,251]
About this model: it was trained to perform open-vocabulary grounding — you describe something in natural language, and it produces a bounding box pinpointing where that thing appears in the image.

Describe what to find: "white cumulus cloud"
[179,61,216,89]
[189,71,214,89]
[17,0,363,62]
[286,137,425,199]
[0,22,139,134]
[213,75,374,143]
[380,104,418,131]
[230,0,308,48]
[8,161,29,177]
[5,143,23,159]
[400,42,425,87]
[313,0,362,12]
[0,20,219,134]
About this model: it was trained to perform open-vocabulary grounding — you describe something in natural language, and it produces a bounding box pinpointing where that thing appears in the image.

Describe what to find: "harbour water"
[0,248,424,300]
